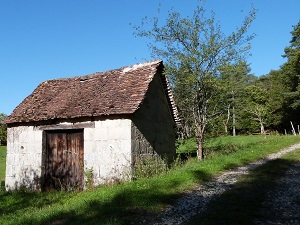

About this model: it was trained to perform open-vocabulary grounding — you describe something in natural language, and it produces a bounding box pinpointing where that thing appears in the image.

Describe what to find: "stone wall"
[131,73,176,164]
[5,126,43,190]
[6,118,133,190]
[84,118,132,185]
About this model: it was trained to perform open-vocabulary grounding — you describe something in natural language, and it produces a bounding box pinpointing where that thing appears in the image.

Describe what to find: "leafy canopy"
[134,0,256,158]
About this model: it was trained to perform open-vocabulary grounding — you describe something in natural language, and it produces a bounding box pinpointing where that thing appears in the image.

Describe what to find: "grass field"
[0,146,6,187]
[1,135,300,225]
[177,135,269,156]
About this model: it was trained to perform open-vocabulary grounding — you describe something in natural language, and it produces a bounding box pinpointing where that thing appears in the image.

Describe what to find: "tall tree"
[134,1,256,159]
[282,21,300,124]
[218,61,252,136]
[243,84,270,134]
[267,21,300,131]
[0,113,7,141]
[266,70,286,129]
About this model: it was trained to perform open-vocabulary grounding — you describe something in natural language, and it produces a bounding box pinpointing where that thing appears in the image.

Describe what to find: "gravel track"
[255,159,300,225]
[150,142,300,225]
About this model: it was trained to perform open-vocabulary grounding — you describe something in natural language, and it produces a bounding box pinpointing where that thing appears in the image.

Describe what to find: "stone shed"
[3,60,180,191]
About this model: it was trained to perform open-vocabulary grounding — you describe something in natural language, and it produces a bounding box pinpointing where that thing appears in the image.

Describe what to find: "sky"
[1,0,299,115]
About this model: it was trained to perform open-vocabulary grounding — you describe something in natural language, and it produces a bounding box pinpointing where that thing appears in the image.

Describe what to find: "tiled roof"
[4,60,180,126]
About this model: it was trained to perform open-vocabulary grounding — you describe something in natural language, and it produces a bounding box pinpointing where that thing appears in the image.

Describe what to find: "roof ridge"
[4,60,181,126]
[41,60,163,83]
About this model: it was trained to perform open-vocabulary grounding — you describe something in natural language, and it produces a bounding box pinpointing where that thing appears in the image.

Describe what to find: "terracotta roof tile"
[4,60,180,125]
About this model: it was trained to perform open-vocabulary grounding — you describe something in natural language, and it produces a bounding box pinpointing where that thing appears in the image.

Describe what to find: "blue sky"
[1,0,299,115]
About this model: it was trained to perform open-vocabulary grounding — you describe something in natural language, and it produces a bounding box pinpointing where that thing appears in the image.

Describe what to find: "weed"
[84,167,94,190]
[132,154,169,179]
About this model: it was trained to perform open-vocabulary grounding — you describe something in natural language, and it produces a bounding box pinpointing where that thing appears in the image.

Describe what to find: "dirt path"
[149,142,300,225]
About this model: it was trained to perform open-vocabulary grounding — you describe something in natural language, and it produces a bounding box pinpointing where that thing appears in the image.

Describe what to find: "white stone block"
[6,165,14,177]
[108,127,131,140]
[25,132,35,143]
[84,154,95,166]
[119,140,131,152]
[84,140,95,154]
[34,142,43,154]
[7,128,14,143]
[24,153,37,166]
[35,153,42,166]
[102,119,119,127]
[13,154,20,165]
[94,127,108,141]
[34,130,43,141]
[122,119,132,127]
[5,153,12,166]
[94,140,108,152]
[6,142,12,154]
[93,165,100,178]
[19,130,27,143]
[84,128,94,141]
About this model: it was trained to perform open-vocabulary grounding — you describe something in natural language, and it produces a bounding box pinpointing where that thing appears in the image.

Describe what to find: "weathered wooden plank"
[43,129,84,191]
[38,122,95,130]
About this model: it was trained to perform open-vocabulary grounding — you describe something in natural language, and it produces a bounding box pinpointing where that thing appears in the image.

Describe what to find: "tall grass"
[0,135,300,225]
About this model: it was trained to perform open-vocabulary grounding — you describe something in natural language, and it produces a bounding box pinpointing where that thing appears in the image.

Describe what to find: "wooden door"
[43,129,84,191]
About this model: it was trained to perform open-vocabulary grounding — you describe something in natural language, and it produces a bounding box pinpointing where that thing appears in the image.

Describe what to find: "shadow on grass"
[0,189,69,215]
[186,158,298,225]
[0,180,4,190]
[0,168,213,225]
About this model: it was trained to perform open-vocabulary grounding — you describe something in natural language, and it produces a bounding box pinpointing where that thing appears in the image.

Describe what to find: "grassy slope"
[0,135,300,225]
[177,135,266,157]
[0,146,6,184]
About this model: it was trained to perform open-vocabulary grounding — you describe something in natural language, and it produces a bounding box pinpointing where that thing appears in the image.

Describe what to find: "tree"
[218,61,252,136]
[243,84,270,134]
[266,70,286,130]
[281,21,300,125]
[134,1,256,159]
[0,113,7,141]
[283,21,300,77]
[266,21,300,131]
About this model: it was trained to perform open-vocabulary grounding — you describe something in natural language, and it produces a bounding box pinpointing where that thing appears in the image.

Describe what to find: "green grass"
[177,135,268,157]
[0,146,6,187]
[186,148,300,225]
[0,135,300,225]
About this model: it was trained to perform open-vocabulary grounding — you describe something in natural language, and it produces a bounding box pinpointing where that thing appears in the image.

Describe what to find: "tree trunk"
[260,120,265,134]
[223,105,230,135]
[195,119,206,160]
[290,121,296,135]
[232,105,236,136]
[197,136,204,160]
[224,124,228,135]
